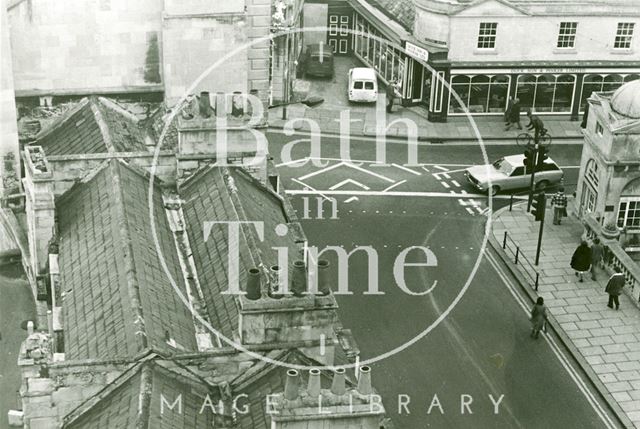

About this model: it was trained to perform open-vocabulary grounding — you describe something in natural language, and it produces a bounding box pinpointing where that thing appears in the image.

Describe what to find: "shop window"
[618,199,640,229]
[477,23,497,49]
[580,73,633,111]
[614,23,635,49]
[557,22,577,48]
[516,74,575,113]
[448,74,511,114]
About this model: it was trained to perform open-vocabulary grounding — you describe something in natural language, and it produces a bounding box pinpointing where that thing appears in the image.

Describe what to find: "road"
[0,262,35,429]
[266,130,620,429]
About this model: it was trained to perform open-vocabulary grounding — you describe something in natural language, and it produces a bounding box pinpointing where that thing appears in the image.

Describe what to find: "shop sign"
[510,67,586,74]
[405,42,429,63]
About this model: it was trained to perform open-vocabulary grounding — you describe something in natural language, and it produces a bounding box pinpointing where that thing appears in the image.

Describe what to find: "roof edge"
[34,97,91,142]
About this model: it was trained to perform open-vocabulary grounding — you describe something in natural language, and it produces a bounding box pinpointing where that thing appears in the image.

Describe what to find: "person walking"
[571,240,592,282]
[526,109,545,142]
[551,187,568,225]
[504,96,513,124]
[605,267,625,310]
[386,80,397,114]
[530,297,548,339]
[590,238,604,280]
[504,98,522,131]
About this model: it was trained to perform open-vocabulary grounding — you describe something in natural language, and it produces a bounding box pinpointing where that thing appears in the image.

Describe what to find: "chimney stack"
[330,368,346,395]
[307,369,321,398]
[284,369,300,401]
[357,366,372,395]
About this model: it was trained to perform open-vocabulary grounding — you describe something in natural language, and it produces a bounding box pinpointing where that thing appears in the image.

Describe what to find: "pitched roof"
[179,166,304,341]
[452,0,640,15]
[63,359,218,429]
[57,159,198,360]
[368,0,416,31]
[34,97,149,156]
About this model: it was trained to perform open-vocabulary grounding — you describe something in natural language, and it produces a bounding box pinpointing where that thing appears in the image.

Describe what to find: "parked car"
[465,154,564,196]
[348,67,378,103]
[300,44,334,79]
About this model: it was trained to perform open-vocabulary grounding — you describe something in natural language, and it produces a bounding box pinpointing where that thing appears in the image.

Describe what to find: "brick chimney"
[270,367,386,428]
[22,146,55,289]
[238,260,339,364]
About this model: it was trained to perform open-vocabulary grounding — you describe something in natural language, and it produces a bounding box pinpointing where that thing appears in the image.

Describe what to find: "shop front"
[446,65,640,120]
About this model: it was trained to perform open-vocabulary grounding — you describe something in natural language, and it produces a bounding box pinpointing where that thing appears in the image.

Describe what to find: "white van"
[348,67,378,103]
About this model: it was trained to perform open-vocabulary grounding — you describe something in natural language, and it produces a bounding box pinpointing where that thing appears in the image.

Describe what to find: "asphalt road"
[266,130,619,429]
[0,262,35,429]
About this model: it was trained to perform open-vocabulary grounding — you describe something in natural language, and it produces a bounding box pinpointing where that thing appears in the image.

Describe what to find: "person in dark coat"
[590,238,604,280]
[386,80,397,114]
[571,240,592,282]
[504,98,522,131]
[605,266,625,310]
[526,109,545,141]
[530,297,548,339]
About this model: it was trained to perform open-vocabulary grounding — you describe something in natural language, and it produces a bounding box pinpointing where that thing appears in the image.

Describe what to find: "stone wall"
[7,0,164,96]
[1,0,20,198]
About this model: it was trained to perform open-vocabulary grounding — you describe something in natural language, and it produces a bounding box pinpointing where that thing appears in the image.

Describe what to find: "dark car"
[300,44,334,79]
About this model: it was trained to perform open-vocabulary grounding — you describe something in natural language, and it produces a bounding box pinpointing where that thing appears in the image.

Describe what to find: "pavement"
[491,200,640,428]
[270,131,620,428]
[268,57,585,142]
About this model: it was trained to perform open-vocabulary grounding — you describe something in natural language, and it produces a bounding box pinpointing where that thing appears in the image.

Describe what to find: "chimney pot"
[232,91,244,117]
[307,368,321,398]
[357,366,372,395]
[246,268,262,300]
[330,368,346,395]
[317,259,331,295]
[199,91,211,118]
[269,265,285,299]
[291,260,307,296]
[284,369,300,400]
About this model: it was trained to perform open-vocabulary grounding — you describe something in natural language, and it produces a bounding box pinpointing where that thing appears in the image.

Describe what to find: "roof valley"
[109,161,149,354]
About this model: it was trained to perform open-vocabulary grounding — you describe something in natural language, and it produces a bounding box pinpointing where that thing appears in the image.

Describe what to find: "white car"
[465,154,564,196]
[348,67,378,103]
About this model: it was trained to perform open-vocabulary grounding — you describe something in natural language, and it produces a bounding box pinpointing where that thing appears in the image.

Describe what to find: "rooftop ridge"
[90,97,116,153]
[109,160,149,353]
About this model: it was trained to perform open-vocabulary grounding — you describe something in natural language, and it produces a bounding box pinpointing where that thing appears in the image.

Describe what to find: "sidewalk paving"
[492,201,640,428]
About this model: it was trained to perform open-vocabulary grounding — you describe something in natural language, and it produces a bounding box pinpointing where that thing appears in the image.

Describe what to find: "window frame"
[614,22,635,49]
[618,197,640,230]
[557,22,578,49]
[477,22,498,49]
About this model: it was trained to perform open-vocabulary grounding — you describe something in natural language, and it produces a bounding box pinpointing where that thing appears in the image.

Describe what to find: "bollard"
[535,272,539,291]
[515,247,520,264]
[503,231,508,249]
[509,194,514,211]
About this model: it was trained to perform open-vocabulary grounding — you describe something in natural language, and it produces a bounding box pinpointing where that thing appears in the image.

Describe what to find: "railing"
[584,215,640,305]
[501,230,540,291]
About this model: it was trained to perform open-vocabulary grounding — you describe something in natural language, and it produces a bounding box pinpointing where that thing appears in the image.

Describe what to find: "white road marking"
[466,207,475,215]
[290,178,332,201]
[329,179,370,190]
[285,189,528,200]
[391,163,422,175]
[344,196,359,203]
[451,180,461,187]
[421,166,430,173]
[434,165,450,171]
[440,181,451,189]
[441,173,451,179]
[276,157,309,167]
[298,162,346,180]
[382,180,407,192]
[475,206,485,214]
[344,162,395,183]
[485,251,618,429]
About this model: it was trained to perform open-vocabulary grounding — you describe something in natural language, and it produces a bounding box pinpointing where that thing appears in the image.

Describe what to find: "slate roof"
[368,0,416,32]
[57,159,198,360]
[179,166,304,341]
[33,97,149,156]
[63,359,218,429]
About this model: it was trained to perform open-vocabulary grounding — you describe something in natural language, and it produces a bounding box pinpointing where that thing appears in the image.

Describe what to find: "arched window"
[449,75,471,113]
[624,74,640,83]
[585,159,599,189]
[516,74,537,111]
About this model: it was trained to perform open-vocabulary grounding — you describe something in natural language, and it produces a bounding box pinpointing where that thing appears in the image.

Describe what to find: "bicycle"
[516,128,552,147]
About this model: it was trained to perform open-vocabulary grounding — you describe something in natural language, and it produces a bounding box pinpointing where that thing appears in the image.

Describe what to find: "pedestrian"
[504,98,522,131]
[526,109,545,141]
[581,102,589,129]
[386,79,397,114]
[551,187,568,225]
[590,238,604,280]
[605,266,625,310]
[530,297,548,339]
[570,240,592,282]
[504,96,513,124]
